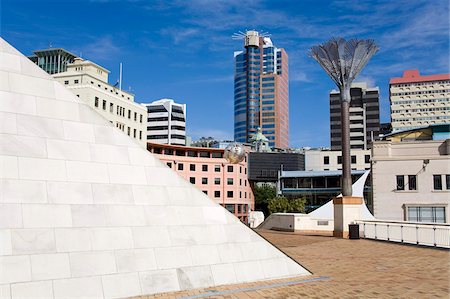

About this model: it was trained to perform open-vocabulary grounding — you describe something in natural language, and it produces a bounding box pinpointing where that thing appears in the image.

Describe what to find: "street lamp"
[309,37,378,196]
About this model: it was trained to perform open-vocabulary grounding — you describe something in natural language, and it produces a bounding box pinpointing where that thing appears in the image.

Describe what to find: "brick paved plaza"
[135,230,450,299]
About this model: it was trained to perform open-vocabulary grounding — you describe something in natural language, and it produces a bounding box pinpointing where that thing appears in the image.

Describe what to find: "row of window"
[94,97,143,123]
[392,89,450,96]
[165,162,245,174]
[200,190,249,200]
[392,107,449,113]
[186,176,247,187]
[396,174,450,191]
[64,79,133,100]
[392,81,449,88]
[324,155,370,165]
[115,122,143,140]
[391,98,448,105]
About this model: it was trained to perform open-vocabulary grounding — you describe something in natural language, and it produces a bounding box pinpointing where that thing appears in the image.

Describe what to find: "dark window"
[190,164,196,171]
[109,103,113,113]
[324,156,329,165]
[178,163,184,171]
[134,112,137,121]
[408,175,417,190]
[140,115,143,123]
[189,177,195,184]
[227,178,233,185]
[64,80,69,85]
[202,178,208,184]
[214,191,220,198]
[102,100,106,110]
[128,110,131,119]
[214,178,220,185]
[199,152,209,158]
[240,167,242,174]
[166,162,172,168]
[337,156,342,164]
[202,165,208,172]
[396,175,405,190]
[351,156,356,164]
[433,175,442,190]
[214,165,221,172]
[202,190,208,195]
[365,155,370,163]
[94,97,99,107]
[446,175,450,190]
[74,79,79,84]
[227,191,233,198]
[227,165,233,172]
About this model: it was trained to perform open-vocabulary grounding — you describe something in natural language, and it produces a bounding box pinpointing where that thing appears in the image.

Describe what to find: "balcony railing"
[358,220,450,249]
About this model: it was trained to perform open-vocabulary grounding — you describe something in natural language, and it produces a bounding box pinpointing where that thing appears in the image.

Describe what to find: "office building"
[143,99,186,145]
[372,124,450,223]
[147,142,254,223]
[234,30,289,148]
[304,148,371,171]
[330,82,380,150]
[30,48,147,146]
[390,70,450,132]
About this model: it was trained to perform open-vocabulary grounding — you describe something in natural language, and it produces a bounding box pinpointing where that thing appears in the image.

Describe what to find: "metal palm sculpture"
[309,38,378,196]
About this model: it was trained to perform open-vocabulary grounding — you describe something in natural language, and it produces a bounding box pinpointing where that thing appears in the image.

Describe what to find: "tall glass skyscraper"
[234,30,289,148]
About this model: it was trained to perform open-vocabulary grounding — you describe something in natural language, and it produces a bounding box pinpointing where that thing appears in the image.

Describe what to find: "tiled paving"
[134,229,450,298]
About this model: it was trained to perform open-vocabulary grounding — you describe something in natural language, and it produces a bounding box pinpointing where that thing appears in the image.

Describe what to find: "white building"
[143,99,186,145]
[372,125,450,223]
[305,149,371,171]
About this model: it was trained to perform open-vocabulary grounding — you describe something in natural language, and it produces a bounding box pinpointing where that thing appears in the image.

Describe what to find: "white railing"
[358,220,450,249]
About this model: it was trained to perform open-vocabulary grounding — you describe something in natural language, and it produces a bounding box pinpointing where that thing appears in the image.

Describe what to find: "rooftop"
[390,69,450,84]
[135,230,450,298]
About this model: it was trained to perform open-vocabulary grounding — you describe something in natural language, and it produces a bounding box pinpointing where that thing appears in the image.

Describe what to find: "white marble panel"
[154,246,192,269]
[202,206,229,225]
[145,166,178,186]
[78,104,110,125]
[132,185,169,205]
[286,258,311,276]
[131,226,171,248]
[108,164,147,185]
[90,143,129,165]
[53,276,103,299]
[63,120,95,143]
[93,125,116,145]
[0,134,47,158]
[11,280,53,299]
[66,160,109,183]
[0,284,11,299]
[168,226,211,246]
[20,56,51,79]
[9,72,55,98]
[0,52,20,72]
[1,179,47,204]
[30,253,70,280]
[128,147,159,166]
[105,205,147,227]
[0,204,22,228]
[92,183,133,204]
[11,229,55,254]
[0,39,20,55]
[139,269,180,295]
[239,241,271,261]
[166,186,194,206]
[211,263,237,286]
[224,224,251,243]
[0,255,31,284]
[143,206,180,226]
[207,225,228,244]
[177,265,214,290]
[55,228,92,252]
[89,227,133,250]
[0,112,16,134]
[112,129,138,147]
[47,181,93,204]
[53,81,81,104]
[18,157,67,181]
[0,90,36,115]
[217,243,243,263]
[17,114,63,139]
[101,272,141,299]
[233,260,265,283]
[0,155,18,179]
[115,248,157,272]
[0,71,10,92]
[69,251,116,277]
[260,257,289,279]
[0,230,12,256]
[71,205,108,227]
[173,206,206,226]
[189,245,221,266]
[46,138,91,161]
[36,96,80,121]
[22,204,72,228]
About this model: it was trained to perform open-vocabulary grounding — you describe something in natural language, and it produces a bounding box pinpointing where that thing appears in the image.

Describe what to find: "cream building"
[390,69,450,132]
[305,149,371,171]
[372,125,450,223]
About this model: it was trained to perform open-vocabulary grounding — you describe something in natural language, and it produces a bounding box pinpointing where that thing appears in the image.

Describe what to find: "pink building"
[147,142,254,223]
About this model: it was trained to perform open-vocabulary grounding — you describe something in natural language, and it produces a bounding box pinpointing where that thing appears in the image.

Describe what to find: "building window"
[433,175,443,190]
[64,80,69,85]
[202,178,208,185]
[139,131,142,140]
[140,114,143,123]
[324,156,329,165]
[109,103,114,113]
[202,190,208,195]
[74,79,79,84]
[351,155,356,164]
[202,165,208,172]
[214,191,220,198]
[178,163,184,171]
[396,175,405,191]
[127,127,130,136]
[240,167,242,174]
[214,165,221,172]
[214,178,220,185]
[134,112,137,121]
[128,110,131,119]
[102,100,106,110]
[190,164,196,171]
[227,165,233,172]
[227,191,233,198]
[407,206,446,223]
[189,177,195,184]
[239,191,242,199]
[94,97,99,107]
[365,155,370,163]
[227,178,233,185]
[133,129,136,138]
[166,162,172,168]
[239,179,242,186]
[225,204,235,213]
[408,175,417,190]
[446,175,450,190]
[337,156,342,164]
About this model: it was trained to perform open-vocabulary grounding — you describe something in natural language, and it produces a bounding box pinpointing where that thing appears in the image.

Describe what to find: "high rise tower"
[234,30,289,148]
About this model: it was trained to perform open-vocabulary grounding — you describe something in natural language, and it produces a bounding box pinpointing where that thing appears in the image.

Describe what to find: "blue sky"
[1,0,449,147]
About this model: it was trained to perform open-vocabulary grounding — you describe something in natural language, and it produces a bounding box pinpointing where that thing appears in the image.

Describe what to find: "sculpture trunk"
[340,87,352,196]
